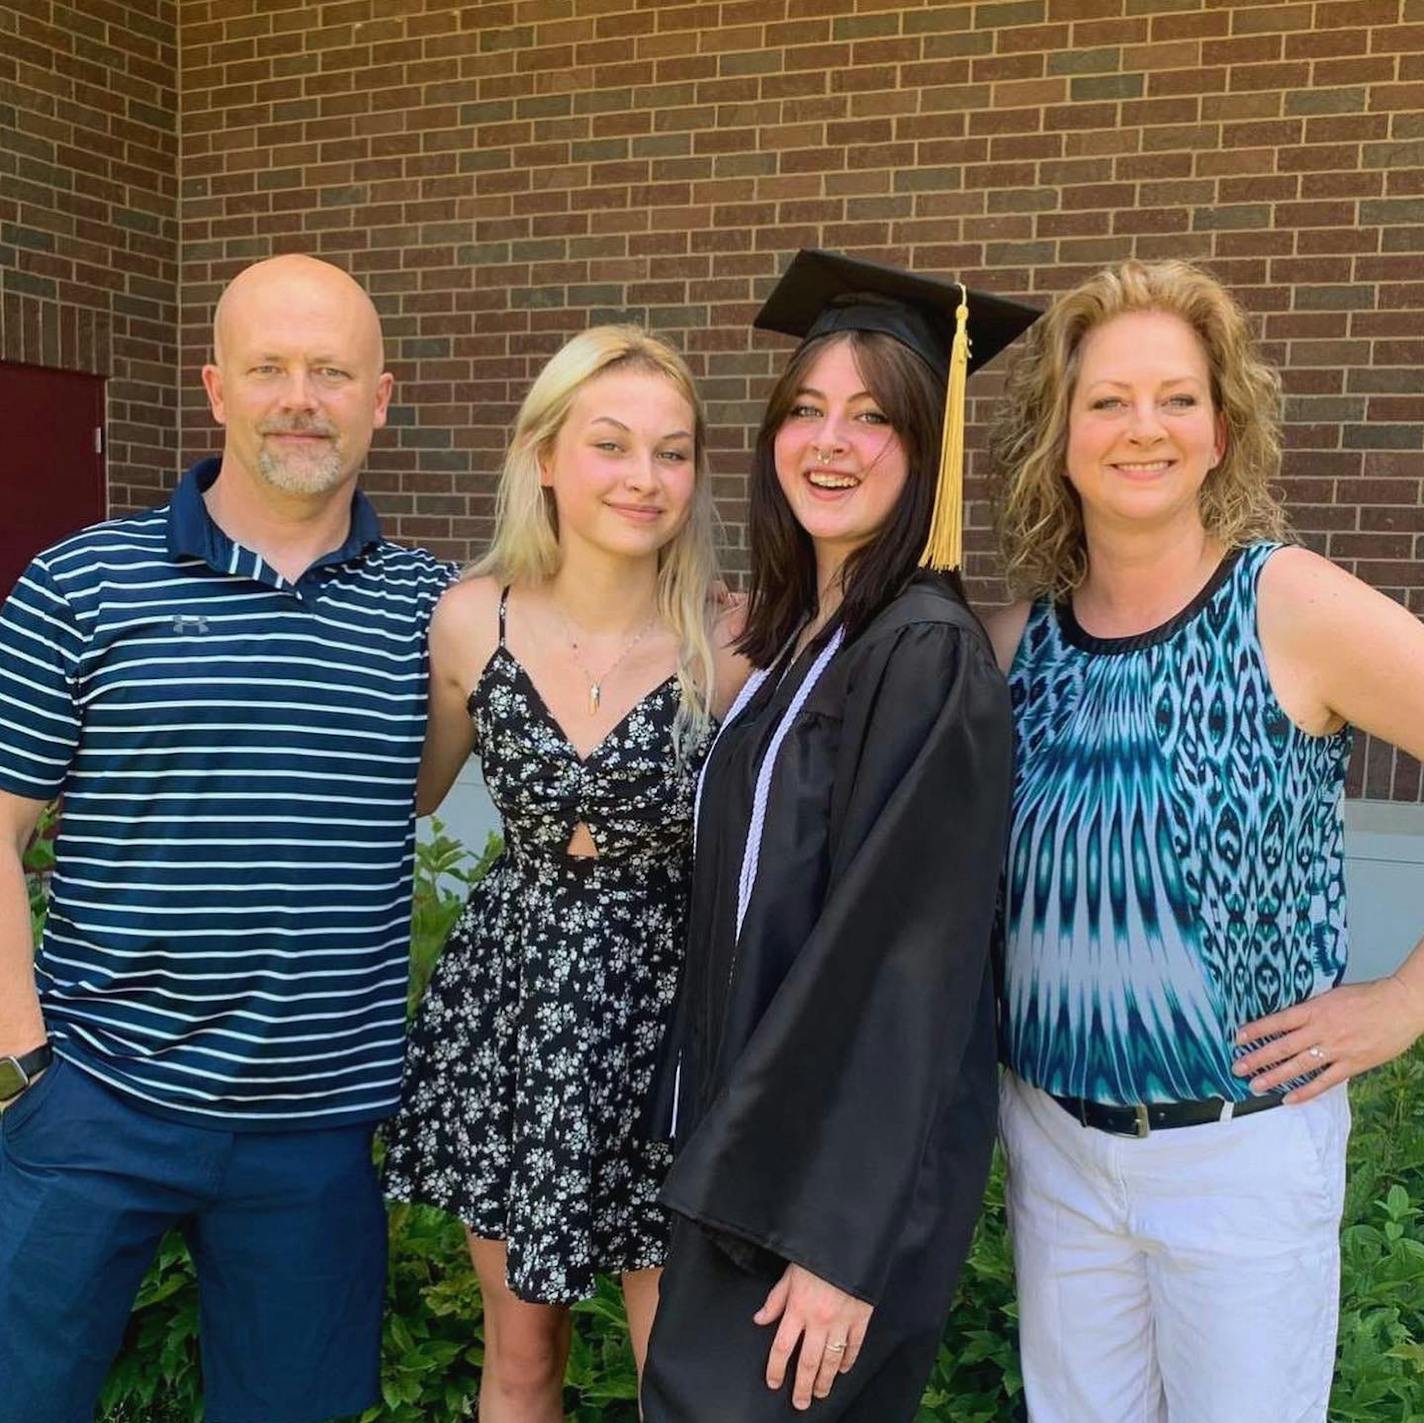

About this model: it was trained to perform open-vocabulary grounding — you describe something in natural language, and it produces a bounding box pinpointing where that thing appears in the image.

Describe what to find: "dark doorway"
[0,362,107,599]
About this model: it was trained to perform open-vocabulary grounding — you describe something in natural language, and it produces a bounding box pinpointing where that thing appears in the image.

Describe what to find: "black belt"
[1050,1089,1285,1139]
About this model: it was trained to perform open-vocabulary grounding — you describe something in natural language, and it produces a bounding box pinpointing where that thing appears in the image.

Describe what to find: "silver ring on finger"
[1307,1046,1326,1062]
[826,1340,846,1354]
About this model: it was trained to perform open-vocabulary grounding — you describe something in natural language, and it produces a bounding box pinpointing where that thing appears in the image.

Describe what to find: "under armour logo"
[172,614,209,635]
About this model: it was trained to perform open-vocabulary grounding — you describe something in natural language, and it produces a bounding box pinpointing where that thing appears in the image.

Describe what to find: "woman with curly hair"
[985,259,1424,1422]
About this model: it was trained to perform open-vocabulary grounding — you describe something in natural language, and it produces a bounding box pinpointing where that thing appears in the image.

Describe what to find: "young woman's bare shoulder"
[433,572,502,629]
[430,574,504,684]
[440,571,502,609]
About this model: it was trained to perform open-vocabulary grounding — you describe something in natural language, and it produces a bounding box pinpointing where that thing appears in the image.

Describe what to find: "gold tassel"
[919,284,970,572]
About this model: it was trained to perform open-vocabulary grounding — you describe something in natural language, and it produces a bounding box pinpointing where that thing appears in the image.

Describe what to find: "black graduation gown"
[642,574,1013,1423]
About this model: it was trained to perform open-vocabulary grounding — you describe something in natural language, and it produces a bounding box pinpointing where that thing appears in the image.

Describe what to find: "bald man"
[0,255,457,1423]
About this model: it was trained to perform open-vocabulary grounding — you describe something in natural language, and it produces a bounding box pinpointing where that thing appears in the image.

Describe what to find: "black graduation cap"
[754,250,1042,569]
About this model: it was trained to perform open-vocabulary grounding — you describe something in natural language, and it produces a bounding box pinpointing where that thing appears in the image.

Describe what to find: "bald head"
[201,254,394,501]
[212,254,385,369]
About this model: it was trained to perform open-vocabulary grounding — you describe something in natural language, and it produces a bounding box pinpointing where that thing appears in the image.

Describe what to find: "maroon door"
[0,362,107,599]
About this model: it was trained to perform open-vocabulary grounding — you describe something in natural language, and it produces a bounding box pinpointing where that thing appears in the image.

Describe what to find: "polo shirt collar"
[167,457,383,581]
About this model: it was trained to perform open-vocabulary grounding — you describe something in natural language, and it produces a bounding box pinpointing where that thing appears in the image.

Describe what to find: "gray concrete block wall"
[1345,800,1424,982]
[422,783,1424,984]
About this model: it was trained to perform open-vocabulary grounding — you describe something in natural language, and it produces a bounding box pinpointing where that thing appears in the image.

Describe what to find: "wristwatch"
[0,1043,53,1103]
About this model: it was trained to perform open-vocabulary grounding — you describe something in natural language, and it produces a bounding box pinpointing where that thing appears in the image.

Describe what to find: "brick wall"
[176,0,1424,798]
[0,0,179,512]
[8,0,1422,798]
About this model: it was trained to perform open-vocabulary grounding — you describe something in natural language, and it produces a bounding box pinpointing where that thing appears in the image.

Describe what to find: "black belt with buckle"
[1050,1088,1285,1138]
[0,1041,53,1103]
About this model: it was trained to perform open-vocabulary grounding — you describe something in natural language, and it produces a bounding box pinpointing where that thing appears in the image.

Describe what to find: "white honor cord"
[733,627,844,937]
[678,663,771,1141]
[692,661,769,841]
[673,625,845,1138]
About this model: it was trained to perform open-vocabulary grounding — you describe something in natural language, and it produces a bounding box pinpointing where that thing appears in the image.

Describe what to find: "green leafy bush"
[24,802,55,941]
[20,819,1424,1422]
[1332,1049,1424,1423]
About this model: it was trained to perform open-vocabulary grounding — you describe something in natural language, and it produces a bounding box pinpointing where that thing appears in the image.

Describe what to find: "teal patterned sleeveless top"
[1002,543,1353,1105]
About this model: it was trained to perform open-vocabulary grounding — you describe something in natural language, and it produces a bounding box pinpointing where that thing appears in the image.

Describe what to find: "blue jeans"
[0,1057,386,1423]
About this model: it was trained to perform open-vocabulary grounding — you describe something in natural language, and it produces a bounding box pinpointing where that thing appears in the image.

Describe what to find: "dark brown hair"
[737,329,964,667]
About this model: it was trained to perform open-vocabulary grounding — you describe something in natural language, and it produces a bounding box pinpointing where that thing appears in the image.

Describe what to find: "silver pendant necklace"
[556,605,658,715]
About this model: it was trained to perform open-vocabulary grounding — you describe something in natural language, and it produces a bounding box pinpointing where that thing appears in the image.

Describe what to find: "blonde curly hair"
[991,259,1288,601]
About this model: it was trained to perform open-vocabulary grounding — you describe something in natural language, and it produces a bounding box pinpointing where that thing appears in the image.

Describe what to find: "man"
[0,255,456,1423]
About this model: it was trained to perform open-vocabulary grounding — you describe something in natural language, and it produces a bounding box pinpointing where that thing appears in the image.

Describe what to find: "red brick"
[1148,66,1228,98]
[1301,169,1384,197]
[996,23,1072,53]
[1152,11,1231,42]
[1124,39,1202,70]
[1203,35,1285,67]
[1314,0,1406,26]
[1286,31,1371,62]
[1371,83,1424,110]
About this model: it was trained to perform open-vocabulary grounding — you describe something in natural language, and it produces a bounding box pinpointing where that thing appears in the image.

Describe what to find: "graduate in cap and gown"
[641,252,1041,1421]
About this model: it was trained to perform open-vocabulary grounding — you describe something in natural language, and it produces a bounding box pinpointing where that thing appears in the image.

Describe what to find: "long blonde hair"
[473,325,718,751]
[991,259,1288,601]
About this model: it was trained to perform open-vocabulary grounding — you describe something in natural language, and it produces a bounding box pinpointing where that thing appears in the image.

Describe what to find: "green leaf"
[93,852,1424,1423]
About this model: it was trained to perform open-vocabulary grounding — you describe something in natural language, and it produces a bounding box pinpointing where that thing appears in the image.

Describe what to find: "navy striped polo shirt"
[0,458,458,1128]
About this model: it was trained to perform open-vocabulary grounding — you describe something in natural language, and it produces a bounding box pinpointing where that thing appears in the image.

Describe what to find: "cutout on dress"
[566,821,599,859]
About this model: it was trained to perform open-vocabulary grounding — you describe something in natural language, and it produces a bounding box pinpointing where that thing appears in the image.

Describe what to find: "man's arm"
[0,554,84,1063]
[0,790,49,1058]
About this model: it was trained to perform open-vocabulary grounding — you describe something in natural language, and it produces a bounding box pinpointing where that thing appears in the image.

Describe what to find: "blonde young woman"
[985,260,1424,1423]
[384,327,746,1422]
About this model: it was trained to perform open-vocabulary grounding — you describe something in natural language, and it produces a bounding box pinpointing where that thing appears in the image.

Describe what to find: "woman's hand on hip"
[754,1262,873,1410]
[1234,974,1424,1102]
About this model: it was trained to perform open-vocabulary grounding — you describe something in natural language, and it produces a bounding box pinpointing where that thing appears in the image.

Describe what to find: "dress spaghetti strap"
[497,586,510,648]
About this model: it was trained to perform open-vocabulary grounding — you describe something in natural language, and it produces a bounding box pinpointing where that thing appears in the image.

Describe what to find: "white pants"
[1000,1069,1350,1423]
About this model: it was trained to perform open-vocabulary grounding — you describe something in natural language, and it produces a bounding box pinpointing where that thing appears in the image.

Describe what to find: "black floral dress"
[384,588,712,1304]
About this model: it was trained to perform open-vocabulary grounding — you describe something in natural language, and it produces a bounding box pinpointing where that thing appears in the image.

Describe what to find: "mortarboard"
[753,249,1041,571]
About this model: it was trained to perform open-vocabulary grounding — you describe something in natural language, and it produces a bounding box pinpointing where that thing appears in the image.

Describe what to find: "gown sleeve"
[658,616,1013,1305]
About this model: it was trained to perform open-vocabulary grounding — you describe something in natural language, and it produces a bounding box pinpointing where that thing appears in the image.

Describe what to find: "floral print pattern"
[384,625,710,1304]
